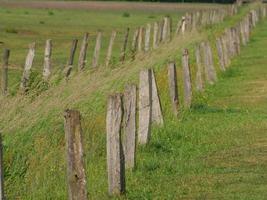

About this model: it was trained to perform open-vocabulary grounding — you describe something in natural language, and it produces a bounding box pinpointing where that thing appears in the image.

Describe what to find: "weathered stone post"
[78,33,89,71]
[64,109,88,200]
[182,49,192,108]
[43,39,52,81]
[92,31,102,68]
[106,94,125,195]
[120,28,130,62]
[144,23,151,52]
[123,85,137,170]
[2,49,10,96]
[20,42,36,93]
[167,62,179,116]
[138,69,152,145]
[105,30,117,67]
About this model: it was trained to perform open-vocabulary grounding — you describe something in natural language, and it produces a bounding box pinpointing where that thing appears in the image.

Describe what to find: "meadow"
[0,1,266,199]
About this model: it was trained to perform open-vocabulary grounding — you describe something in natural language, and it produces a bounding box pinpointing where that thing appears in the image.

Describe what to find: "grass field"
[0,2,266,199]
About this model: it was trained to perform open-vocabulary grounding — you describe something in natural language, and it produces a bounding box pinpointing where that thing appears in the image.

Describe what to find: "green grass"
[0,2,267,199]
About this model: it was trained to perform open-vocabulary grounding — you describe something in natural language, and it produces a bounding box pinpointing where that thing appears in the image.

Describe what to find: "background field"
[0,1,266,200]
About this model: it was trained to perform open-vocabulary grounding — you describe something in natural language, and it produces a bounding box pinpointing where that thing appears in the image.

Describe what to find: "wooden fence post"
[182,49,192,108]
[123,85,137,170]
[153,22,159,49]
[167,62,179,116]
[131,29,139,60]
[64,109,88,200]
[105,30,117,67]
[2,49,10,96]
[221,34,230,67]
[195,45,204,92]
[20,42,36,93]
[216,37,226,71]
[120,28,130,62]
[201,42,217,85]
[162,17,168,42]
[0,133,4,200]
[144,23,151,52]
[78,33,89,71]
[92,31,102,68]
[106,94,125,195]
[138,69,152,145]
[167,16,172,41]
[43,39,52,81]
[138,27,144,52]
[151,69,164,125]
[65,39,78,79]
[158,20,164,43]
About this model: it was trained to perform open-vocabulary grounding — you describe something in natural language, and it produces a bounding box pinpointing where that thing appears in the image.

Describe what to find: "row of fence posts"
[0,3,265,200]
[58,5,267,199]
[0,4,240,96]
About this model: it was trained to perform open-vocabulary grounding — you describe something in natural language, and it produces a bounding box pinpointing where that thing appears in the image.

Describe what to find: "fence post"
[167,62,179,116]
[43,39,52,81]
[153,22,159,49]
[0,133,4,200]
[105,31,117,67]
[120,28,130,62]
[216,37,226,71]
[131,29,139,60]
[195,45,204,92]
[138,27,144,52]
[182,49,192,108]
[92,31,102,68]
[2,49,10,96]
[78,33,89,71]
[201,42,217,85]
[144,23,151,52]
[162,17,168,42]
[20,42,36,93]
[65,39,78,79]
[138,69,152,145]
[151,69,164,125]
[106,94,125,195]
[64,109,88,200]
[123,85,137,170]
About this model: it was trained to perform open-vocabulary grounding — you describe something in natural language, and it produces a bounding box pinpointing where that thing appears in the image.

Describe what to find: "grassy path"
[125,18,267,199]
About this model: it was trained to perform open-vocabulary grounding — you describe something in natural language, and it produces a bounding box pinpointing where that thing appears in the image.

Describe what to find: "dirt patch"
[0,1,223,12]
